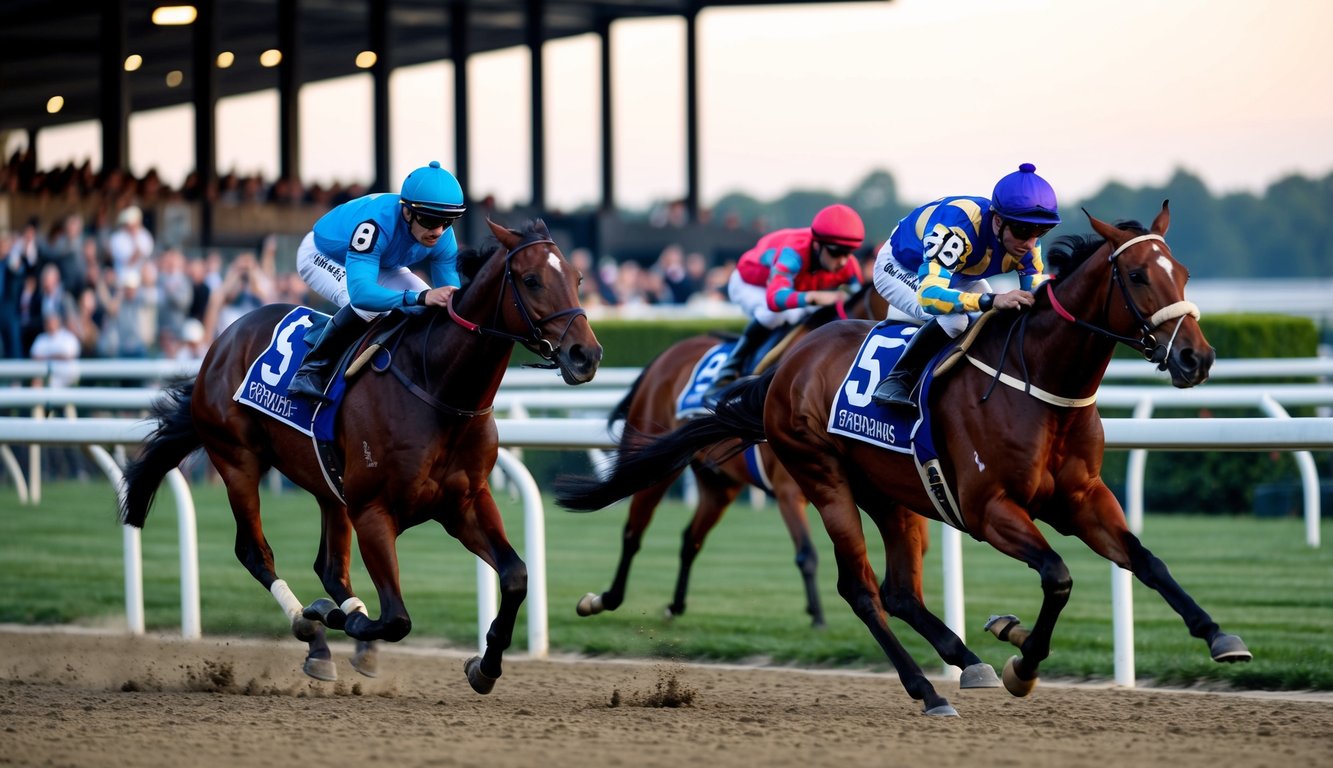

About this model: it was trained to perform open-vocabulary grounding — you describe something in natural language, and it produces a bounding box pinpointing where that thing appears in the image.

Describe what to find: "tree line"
[710,168,1333,279]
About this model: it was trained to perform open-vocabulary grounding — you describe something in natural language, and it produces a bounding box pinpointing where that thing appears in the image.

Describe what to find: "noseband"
[1046,233,1199,370]
[447,236,588,368]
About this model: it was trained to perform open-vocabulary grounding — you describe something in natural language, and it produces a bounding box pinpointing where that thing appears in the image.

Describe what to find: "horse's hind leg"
[873,507,997,688]
[579,469,681,617]
[206,446,335,680]
[666,466,741,619]
[772,475,823,627]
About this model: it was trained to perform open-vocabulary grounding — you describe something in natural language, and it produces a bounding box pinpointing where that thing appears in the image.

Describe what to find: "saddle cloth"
[828,322,967,531]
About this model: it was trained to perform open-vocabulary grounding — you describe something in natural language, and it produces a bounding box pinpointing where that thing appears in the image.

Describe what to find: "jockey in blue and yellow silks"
[706,204,866,401]
[870,163,1061,407]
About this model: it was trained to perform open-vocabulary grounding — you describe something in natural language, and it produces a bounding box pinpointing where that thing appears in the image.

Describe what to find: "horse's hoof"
[576,592,602,617]
[351,641,378,678]
[303,657,337,682]
[303,597,337,622]
[959,662,1001,689]
[1001,655,1038,697]
[291,615,320,643]
[464,656,498,695]
[923,701,959,717]
[663,604,683,621]
[984,614,1030,647]
[1210,632,1253,663]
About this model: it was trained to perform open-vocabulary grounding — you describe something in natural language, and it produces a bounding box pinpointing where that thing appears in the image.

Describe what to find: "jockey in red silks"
[705,204,866,402]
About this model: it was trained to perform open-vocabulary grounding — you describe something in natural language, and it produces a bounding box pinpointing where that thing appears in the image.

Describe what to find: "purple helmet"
[991,163,1061,226]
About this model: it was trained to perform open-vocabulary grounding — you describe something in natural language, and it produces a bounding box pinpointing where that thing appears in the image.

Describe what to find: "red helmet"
[810,204,865,248]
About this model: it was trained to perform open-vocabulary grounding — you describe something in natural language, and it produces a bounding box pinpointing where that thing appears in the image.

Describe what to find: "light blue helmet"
[400,160,465,222]
[991,163,1061,226]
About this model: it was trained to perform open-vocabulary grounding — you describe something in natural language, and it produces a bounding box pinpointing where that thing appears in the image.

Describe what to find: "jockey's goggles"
[1005,220,1054,241]
[821,242,856,257]
[404,202,464,231]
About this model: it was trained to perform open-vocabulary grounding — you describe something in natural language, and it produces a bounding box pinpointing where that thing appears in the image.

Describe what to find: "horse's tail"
[556,371,774,512]
[119,380,201,528]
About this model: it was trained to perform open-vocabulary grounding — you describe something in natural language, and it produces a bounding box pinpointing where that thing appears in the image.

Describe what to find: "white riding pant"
[296,231,428,322]
[872,241,990,340]
[726,270,817,330]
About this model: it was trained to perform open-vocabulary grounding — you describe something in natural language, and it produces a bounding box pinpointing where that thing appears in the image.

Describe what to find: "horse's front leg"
[1071,483,1252,664]
[976,502,1072,697]
[454,490,527,695]
[301,498,378,677]
[341,504,413,644]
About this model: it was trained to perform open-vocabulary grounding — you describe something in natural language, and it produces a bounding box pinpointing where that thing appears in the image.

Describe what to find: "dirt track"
[2,627,1330,768]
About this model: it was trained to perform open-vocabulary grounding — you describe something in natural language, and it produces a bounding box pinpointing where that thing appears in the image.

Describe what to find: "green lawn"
[2,477,1330,690]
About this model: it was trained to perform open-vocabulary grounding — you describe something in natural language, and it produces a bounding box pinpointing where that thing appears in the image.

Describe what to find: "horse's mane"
[457,220,550,291]
[1044,219,1148,278]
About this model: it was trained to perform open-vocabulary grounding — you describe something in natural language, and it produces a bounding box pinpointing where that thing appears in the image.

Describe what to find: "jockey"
[870,162,1060,407]
[290,160,466,403]
[705,203,866,401]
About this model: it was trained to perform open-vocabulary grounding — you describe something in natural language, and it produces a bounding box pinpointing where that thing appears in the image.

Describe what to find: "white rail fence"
[1,415,1331,689]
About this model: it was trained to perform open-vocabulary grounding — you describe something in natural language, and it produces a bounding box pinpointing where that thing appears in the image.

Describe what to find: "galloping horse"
[121,219,602,694]
[581,286,912,627]
[559,204,1250,716]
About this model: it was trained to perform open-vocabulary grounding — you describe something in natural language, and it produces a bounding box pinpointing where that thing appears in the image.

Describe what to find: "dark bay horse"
[559,204,1250,716]
[121,219,602,694]
[581,286,908,628]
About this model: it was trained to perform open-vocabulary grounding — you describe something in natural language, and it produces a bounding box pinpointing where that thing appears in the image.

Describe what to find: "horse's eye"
[1128,270,1148,285]
[522,274,541,289]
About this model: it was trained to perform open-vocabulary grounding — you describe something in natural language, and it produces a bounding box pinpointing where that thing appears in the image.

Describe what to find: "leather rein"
[975,233,1200,408]
[382,235,587,419]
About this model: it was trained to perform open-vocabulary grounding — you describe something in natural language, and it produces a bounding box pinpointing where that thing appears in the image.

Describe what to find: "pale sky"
[21,0,1333,211]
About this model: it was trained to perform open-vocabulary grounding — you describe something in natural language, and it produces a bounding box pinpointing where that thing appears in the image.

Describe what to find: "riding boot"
[704,319,773,403]
[870,319,950,408]
[289,304,370,403]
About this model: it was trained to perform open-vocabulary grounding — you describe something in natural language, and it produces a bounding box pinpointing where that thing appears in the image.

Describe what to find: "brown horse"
[558,204,1250,716]
[580,286,901,627]
[121,219,602,694]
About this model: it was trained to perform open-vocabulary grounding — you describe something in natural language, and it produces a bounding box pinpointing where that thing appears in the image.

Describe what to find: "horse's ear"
[1150,199,1171,235]
[486,218,518,249]
[1082,207,1122,243]
[533,218,551,238]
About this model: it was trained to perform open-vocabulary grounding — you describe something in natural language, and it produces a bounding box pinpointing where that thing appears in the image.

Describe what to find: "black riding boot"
[870,319,950,408]
[704,319,773,403]
[289,304,370,403]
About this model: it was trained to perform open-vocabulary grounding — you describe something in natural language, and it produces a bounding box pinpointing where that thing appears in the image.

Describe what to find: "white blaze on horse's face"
[546,250,564,275]
[1155,253,1175,280]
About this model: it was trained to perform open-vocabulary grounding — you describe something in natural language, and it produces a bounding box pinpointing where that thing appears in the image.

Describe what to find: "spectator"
[107,205,154,282]
[45,212,87,294]
[204,251,272,341]
[29,311,87,479]
[69,286,103,359]
[36,262,77,330]
[185,255,212,322]
[156,247,194,337]
[97,269,150,358]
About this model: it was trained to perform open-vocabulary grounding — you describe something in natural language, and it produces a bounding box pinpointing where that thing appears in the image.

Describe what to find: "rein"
[970,232,1199,408]
[1047,233,1199,370]
[446,237,588,370]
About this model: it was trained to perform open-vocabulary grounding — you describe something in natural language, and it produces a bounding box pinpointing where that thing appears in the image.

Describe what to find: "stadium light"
[151,6,197,25]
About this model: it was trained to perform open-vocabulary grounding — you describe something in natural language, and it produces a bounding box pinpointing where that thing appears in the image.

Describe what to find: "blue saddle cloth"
[232,306,347,442]
[674,340,736,419]
[827,322,967,531]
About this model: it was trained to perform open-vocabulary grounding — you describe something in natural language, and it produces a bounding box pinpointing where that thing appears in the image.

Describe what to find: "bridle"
[446,235,588,370]
[1045,233,1199,370]
[974,232,1201,407]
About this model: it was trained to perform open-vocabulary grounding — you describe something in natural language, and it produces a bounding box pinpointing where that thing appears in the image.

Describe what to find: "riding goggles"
[1005,220,1055,241]
[821,243,856,257]
[404,201,465,231]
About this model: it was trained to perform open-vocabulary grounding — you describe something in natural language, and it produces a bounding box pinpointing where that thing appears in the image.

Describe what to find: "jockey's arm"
[345,249,413,312]
[764,247,820,311]
[917,260,985,315]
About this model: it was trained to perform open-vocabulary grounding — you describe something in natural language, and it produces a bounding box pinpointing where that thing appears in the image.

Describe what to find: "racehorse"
[558,204,1251,716]
[579,285,901,627]
[121,219,602,694]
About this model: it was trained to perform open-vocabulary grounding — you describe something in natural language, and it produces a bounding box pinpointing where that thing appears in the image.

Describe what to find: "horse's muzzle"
[1166,343,1215,388]
[558,341,603,385]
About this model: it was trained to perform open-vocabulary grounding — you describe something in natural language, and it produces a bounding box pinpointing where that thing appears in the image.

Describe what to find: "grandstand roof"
[0,0,883,134]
